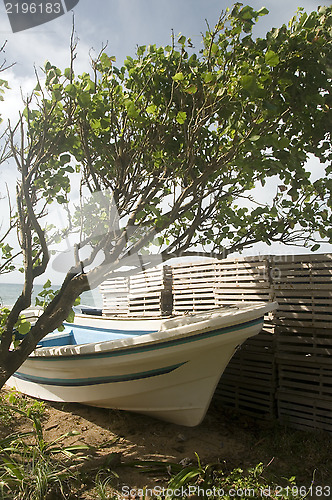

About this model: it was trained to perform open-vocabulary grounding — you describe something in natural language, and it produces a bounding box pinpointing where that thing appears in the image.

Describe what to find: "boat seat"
[37,329,75,348]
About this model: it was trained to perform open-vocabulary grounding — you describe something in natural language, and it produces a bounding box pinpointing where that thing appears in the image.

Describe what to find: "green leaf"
[288,188,299,201]
[173,72,185,81]
[17,321,31,335]
[2,459,25,480]
[78,92,91,107]
[204,72,214,83]
[176,111,187,124]
[0,79,10,89]
[43,279,51,289]
[241,74,256,90]
[240,5,255,20]
[257,7,269,16]
[66,310,75,323]
[125,100,140,118]
[279,137,290,148]
[185,85,197,94]
[137,45,146,56]
[56,195,67,204]
[100,52,113,69]
[265,50,280,67]
[52,89,62,101]
[64,67,72,79]
[65,84,76,96]
[184,211,194,220]
[168,467,200,490]
[211,43,219,55]
[146,104,157,115]
[302,12,317,29]
[60,154,71,164]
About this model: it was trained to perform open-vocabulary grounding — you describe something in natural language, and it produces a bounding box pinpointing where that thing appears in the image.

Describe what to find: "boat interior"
[36,323,155,348]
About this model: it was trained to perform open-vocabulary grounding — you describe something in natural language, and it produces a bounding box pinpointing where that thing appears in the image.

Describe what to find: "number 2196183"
[5,3,62,15]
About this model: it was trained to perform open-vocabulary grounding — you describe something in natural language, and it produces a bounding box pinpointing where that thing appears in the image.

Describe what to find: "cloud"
[1,69,36,124]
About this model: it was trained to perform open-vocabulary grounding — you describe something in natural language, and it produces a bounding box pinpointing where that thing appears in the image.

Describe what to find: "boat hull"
[8,303,276,426]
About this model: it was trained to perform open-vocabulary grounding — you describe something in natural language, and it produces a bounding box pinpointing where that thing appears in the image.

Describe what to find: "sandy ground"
[41,400,251,492]
[2,385,268,497]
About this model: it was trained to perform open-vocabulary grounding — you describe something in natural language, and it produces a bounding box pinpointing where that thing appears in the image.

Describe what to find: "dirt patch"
[1,387,259,490]
[40,400,253,489]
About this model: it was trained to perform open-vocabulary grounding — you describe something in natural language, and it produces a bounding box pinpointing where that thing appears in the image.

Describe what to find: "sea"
[0,283,103,309]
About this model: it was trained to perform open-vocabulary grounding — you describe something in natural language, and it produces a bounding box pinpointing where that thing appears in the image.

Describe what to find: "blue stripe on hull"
[14,361,187,387]
[29,316,263,362]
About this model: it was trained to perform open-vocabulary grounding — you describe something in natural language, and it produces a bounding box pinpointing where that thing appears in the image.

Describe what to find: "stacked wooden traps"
[215,254,332,430]
[211,256,277,419]
[128,265,173,317]
[213,256,273,305]
[99,277,129,316]
[171,260,218,314]
[99,253,332,432]
[271,254,332,431]
[100,266,172,317]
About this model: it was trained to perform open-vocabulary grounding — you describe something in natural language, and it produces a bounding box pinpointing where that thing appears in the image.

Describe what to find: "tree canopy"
[0,4,331,386]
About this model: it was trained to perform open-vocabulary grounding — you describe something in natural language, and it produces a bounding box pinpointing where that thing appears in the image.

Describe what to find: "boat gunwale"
[28,315,268,361]
[25,302,277,361]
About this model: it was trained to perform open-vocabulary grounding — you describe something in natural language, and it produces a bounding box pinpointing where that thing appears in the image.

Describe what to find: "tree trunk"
[0,273,90,391]
[0,352,19,389]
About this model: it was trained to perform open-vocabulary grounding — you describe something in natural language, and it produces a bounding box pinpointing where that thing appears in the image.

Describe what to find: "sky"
[0,0,331,284]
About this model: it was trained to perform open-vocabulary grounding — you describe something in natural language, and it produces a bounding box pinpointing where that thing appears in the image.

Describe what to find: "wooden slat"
[273,268,332,278]
[276,302,332,311]
[275,319,332,329]
[214,282,271,289]
[277,362,332,398]
[173,284,214,291]
[274,283,332,290]
[277,339,332,358]
[275,309,332,319]
[271,253,332,263]
[215,290,272,297]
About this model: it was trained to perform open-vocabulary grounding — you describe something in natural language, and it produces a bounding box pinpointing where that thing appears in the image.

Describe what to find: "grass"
[239,418,332,487]
[0,390,45,428]
[0,391,331,499]
[120,456,307,500]
[0,390,88,499]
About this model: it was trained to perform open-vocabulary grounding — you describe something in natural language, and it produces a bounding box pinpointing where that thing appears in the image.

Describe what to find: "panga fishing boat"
[8,302,277,426]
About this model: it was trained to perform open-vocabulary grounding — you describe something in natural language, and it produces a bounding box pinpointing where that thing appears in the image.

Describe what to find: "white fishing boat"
[7,302,277,426]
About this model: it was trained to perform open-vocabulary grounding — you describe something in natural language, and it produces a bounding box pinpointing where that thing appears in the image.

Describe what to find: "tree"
[0,4,331,388]
[0,41,17,275]
[0,41,14,108]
